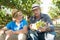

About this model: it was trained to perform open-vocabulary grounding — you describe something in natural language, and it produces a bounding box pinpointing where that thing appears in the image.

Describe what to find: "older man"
[29,4,56,40]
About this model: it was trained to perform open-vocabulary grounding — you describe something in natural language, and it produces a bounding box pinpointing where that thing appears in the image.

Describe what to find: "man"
[29,4,56,40]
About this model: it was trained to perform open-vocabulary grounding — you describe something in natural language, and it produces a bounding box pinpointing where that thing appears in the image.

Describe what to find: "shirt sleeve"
[30,16,35,24]
[6,22,12,30]
[45,14,55,31]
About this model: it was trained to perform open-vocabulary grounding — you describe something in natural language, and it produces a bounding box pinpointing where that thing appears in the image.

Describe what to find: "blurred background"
[0,0,60,40]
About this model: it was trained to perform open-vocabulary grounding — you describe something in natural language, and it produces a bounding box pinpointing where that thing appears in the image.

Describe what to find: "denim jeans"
[28,30,45,40]
[37,32,45,40]
[28,30,38,40]
[45,32,56,40]
[27,29,55,40]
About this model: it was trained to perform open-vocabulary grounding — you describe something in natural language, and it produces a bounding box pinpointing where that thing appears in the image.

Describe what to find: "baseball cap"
[32,4,40,10]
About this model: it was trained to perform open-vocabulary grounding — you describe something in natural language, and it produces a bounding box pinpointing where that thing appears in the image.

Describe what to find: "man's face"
[32,7,40,17]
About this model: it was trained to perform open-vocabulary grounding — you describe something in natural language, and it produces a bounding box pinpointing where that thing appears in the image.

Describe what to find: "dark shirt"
[30,13,56,35]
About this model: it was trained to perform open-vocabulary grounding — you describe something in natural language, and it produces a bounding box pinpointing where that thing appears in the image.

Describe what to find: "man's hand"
[38,27,47,32]
[0,29,4,36]
[5,30,13,35]
[13,30,22,34]
[0,27,8,35]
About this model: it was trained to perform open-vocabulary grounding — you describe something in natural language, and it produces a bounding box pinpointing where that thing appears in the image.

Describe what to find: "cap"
[32,4,40,10]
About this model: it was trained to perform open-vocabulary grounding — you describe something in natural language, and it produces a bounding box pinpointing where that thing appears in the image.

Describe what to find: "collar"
[33,13,44,20]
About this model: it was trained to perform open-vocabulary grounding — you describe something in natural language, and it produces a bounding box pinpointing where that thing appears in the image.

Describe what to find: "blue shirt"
[6,19,28,31]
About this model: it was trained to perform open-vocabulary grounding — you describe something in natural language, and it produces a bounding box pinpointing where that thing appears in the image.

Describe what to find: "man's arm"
[44,14,55,32]
[1,27,8,31]
[0,27,8,35]
[38,14,55,32]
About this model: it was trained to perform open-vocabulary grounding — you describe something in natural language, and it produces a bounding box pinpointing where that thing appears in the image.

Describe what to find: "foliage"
[52,0,60,16]
[49,6,59,19]
[0,0,41,28]
[0,10,12,28]
[52,0,60,7]
[49,0,60,19]
[0,0,40,16]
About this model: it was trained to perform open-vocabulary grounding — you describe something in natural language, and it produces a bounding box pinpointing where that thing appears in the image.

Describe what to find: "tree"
[48,0,60,19]
[52,0,60,17]
[0,0,41,27]
[0,0,40,16]
[0,9,12,28]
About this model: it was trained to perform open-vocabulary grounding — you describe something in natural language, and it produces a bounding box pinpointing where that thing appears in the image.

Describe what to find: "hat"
[32,4,40,10]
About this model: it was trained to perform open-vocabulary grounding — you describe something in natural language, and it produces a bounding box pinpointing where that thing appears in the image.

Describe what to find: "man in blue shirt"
[0,10,28,40]
[29,4,56,40]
